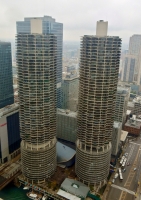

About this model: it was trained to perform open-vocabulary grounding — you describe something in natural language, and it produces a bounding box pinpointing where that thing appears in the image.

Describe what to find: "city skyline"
[0,0,141,45]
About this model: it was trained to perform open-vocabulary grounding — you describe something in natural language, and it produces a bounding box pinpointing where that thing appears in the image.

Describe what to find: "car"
[122,168,126,173]
[134,168,137,171]
[112,179,115,184]
[127,162,130,166]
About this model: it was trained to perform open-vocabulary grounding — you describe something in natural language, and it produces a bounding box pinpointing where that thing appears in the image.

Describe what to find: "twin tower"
[17,19,121,185]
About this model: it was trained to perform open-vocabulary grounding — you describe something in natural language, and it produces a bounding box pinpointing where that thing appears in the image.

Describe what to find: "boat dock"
[18,175,67,200]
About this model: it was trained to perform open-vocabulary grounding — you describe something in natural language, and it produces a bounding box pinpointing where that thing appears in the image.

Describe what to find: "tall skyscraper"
[16,16,63,107]
[0,42,14,109]
[75,20,121,186]
[114,86,130,124]
[17,19,57,183]
[122,35,141,84]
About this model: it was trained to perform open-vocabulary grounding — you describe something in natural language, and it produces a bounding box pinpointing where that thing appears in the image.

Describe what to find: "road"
[106,137,141,200]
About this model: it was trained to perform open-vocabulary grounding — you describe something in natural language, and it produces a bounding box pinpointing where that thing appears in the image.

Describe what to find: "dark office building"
[0,42,14,109]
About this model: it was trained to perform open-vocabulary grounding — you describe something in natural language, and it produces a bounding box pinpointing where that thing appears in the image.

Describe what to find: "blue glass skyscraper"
[0,42,14,109]
[16,16,63,107]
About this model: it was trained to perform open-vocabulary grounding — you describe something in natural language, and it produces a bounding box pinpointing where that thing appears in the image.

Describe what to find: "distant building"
[123,116,141,136]
[16,15,63,108]
[133,96,141,116]
[57,109,77,143]
[127,102,134,112]
[61,75,79,111]
[112,122,122,156]
[114,86,130,124]
[0,42,14,109]
[0,103,20,164]
[121,35,141,84]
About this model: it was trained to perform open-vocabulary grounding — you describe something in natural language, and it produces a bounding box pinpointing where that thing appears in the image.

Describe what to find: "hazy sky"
[0,0,141,47]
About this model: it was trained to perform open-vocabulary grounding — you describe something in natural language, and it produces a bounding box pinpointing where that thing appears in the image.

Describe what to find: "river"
[0,183,29,200]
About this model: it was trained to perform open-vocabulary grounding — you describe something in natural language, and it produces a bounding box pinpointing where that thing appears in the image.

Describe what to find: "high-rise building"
[61,74,79,111]
[17,19,57,183]
[0,42,14,109]
[75,20,121,186]
[114,86,130,124]
[121,35,141,84]
[57,108,77,143]
[112,122,122,156]
[16,16,63,107]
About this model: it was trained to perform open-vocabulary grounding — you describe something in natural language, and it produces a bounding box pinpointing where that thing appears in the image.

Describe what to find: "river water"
[0,183,29,200]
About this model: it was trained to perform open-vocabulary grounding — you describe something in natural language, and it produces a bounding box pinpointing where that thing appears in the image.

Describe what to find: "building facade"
[114,86,130,124]
[122,35,141,84]
[123,117,141,136]
[75,20,121,186]
[17,16,63,107]
[112,122,122,156]
[57,109,77,143]
[17,19,57,183]
[0,103,20,164]
[133,96,141,116]
[0,42,14,109]
[61,75,79,111]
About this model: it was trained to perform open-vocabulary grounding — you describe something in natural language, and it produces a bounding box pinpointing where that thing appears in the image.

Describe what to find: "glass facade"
[0,42,14,109]
[7,112,20,154]
[128,58,135,82]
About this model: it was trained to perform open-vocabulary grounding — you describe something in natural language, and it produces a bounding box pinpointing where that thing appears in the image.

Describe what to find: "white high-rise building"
[75,20,121,186]
[17,19,57,183]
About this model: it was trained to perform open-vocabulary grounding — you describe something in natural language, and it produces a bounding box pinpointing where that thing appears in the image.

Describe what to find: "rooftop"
[127,101,134,108]
[117,86,130,95]
[57,109,77,118]
[125,117,141,129]
[120,130,128,142]
[60,178,89,198]
[133,96,141,104]
[57,142,76,164]
[113,121,122,129]
[0,103,19,118]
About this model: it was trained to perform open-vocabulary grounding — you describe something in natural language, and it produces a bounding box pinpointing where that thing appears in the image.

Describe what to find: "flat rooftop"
[120,130,128,142]
[113,121,122,129]
[133,96,141,104]
[125,119,141,129]
[0,103,19,118]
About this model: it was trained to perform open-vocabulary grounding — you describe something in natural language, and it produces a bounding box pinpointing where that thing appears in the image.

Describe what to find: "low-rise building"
[0,103,20,163]
[112,122,122,156]
[57,178,89,200]
[123,116,141,136]
[57,109,77,143]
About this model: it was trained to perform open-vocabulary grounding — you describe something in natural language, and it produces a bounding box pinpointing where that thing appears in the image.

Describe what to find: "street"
[106,137,141,200]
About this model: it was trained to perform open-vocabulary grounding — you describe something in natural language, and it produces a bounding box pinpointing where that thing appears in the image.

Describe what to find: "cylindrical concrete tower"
[17,19,57,183]
[75,20,121,186]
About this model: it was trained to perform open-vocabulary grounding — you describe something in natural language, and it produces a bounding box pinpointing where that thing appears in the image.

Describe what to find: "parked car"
[127,162,130,166]
[134,168,137,171]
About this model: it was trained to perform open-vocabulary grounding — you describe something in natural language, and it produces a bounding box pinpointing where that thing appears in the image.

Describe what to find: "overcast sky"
[0,0,141,47]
